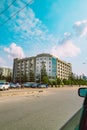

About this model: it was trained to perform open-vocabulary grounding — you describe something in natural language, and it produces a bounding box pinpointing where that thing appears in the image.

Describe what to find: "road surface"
[0,87,84,130]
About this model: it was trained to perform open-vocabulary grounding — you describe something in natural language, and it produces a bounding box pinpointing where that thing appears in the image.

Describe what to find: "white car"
[0,82,10,90]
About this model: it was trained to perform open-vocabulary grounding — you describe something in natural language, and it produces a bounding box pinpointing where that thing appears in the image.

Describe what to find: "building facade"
[13,53,72,82]
[57,59,72,80]
[36,54,57,79]
[13,57,35,83]
[0,67,12,77]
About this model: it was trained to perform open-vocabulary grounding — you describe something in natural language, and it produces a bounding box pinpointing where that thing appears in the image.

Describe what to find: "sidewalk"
[0,88,44,97]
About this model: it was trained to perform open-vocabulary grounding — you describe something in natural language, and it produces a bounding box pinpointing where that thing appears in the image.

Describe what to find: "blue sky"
[0,0,87,75]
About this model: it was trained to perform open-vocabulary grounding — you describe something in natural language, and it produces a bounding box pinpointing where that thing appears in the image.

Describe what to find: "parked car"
[15,83,21,88]
[38,84,47,88]
[31,83,40,88]
[22,82,33,88]
[10,83,16,89]
[0,82,10,90]
[10,83,21,89]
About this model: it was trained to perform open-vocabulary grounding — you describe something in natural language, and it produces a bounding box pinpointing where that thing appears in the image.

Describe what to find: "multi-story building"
[13,53,72,82]
[13,57,35,83]
[0,67,12,77]
[36,54,57,79]
[57,59,72,80]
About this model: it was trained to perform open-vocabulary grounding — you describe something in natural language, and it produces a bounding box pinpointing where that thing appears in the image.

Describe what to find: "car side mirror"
[78,88,87,97]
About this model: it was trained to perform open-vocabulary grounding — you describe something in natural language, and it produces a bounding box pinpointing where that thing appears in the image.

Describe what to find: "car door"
[78,94,87,130]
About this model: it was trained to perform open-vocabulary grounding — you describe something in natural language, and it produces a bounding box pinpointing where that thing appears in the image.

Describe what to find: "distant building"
[13,53,72,82]
[80,74,87,80]
[0,67,12,77]
[72,73,87,80]
[57,58,72,80]
[13,57,35,83]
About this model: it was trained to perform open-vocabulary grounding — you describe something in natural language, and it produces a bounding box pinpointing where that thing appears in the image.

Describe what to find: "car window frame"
[78,94,87,130]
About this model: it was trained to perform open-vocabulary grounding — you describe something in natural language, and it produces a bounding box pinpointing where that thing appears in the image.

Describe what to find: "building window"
[49,58,51,60]
[36,58,39,61]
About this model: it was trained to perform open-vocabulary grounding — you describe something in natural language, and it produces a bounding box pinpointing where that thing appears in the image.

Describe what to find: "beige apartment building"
[0,67,12,77]
[13,57,35,83]
[13,53,72,82]
[57,59,72,80]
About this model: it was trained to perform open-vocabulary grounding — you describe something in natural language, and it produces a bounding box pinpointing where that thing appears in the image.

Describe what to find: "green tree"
[0,72,2,80]
[48,80,53,87]
[57,78,61,85]
[63,79,71,85]
[68,73,75,86]
[0,72,6,80]
[6,75,12,82]
[29,70,35,82]
[42,76,49,84]
[40,61,48,83]
[52,80,57,87]
[21,74,28,83]
[15,77,20,83]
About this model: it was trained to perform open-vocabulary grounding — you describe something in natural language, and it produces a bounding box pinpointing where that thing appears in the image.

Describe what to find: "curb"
[0,90,44,97]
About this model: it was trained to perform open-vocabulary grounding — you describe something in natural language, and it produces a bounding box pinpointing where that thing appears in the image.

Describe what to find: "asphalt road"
[0,87,84,130]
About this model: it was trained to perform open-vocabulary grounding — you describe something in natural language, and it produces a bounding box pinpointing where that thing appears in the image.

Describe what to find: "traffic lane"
[0,87,84,130]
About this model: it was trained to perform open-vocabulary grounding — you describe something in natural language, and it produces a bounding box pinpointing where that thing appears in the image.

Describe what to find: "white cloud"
[64,32,72,37]
[4,48,10,53]
[1,0,84,60]
[4,2,58,47]
[51,40,80,58]
[73,20,87,37]
[4,43,25,59]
